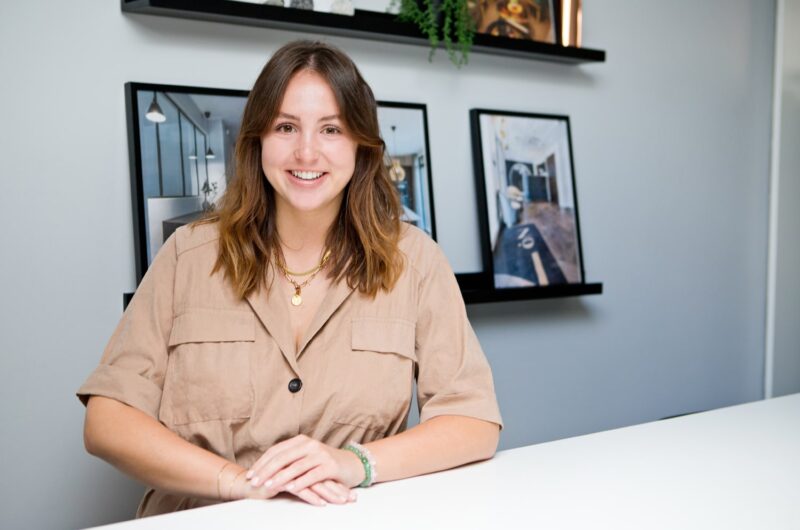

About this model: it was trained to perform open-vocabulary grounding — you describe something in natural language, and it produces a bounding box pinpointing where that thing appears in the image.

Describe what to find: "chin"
[285,196,338,215]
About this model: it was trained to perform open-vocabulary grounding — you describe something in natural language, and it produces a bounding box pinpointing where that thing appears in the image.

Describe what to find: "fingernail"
[250,477,260,486]
[285,482,294,491]
[264,479,273,488]
[245,470,253,479]
[349,492,357,501]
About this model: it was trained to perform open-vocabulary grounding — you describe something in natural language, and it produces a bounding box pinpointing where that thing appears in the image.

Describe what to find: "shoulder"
[398,223,448,278]
[173,221,221,256]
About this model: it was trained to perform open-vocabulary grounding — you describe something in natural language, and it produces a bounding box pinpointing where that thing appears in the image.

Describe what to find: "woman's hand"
[230,470,356,506]
[245,434,365,503]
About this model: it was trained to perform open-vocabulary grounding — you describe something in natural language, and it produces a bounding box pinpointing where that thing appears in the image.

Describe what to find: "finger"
[321,479,357,503]
[250,443,316,487]
[247,435,309,480]
[309,481,348,505]
[284,464,331,494]
[292,487,327,507]
[248,434,311,479]
[269,458,321,493]
[248,439,297,478]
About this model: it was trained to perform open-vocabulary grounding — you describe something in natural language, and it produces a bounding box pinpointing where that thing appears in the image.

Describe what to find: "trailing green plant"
[390,0,476,68]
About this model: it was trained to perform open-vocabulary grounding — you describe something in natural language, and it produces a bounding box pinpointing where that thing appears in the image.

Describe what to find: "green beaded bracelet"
[343,441,377,487]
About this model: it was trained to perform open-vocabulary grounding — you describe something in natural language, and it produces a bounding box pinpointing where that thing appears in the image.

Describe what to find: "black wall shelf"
[121,0,606,64]
[125,282,601,310]
[461,282,603,305]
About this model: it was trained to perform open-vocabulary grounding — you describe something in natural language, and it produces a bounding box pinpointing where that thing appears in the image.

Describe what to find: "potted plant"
[391,0,477,67]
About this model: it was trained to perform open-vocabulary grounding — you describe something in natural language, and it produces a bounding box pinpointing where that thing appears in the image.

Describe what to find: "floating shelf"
[121,0,606,64]
[126,282,602,310]
[459,281,603,304]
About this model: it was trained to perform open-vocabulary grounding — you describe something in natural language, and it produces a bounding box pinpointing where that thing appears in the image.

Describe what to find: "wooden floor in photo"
[521,201,580,283]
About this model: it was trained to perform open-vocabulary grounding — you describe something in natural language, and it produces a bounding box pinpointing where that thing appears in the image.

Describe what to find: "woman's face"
[261,70,357,219]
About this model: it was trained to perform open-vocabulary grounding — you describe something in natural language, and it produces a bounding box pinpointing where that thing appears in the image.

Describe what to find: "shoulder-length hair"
[196,40,404,299]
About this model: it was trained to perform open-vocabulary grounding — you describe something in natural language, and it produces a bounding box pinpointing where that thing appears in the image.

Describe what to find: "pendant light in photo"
[204,111,216,159]
[145,92,166,123]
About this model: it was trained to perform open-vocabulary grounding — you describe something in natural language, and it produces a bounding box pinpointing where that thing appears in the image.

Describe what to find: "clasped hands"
[230,434,365,506]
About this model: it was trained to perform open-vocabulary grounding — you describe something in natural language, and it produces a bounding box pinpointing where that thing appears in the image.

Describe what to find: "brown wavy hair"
[195,40,404,299]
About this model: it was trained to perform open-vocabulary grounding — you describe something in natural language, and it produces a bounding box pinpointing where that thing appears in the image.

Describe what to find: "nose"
[294,131,319,162]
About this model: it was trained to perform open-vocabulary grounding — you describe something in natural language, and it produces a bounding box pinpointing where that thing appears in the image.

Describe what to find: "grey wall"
[0,1,775,528]
[770,0,800,397]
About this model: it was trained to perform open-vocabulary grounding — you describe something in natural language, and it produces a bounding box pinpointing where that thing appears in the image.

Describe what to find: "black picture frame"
[463,108,600,303]
[125,82,250,285]
[125,83,437,289]
[376,100,437,241]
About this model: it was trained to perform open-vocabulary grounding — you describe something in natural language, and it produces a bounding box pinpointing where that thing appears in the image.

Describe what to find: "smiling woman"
[77,40,503,518]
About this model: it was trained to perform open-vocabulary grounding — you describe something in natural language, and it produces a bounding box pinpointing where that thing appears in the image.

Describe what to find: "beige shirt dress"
[77,222,503,517]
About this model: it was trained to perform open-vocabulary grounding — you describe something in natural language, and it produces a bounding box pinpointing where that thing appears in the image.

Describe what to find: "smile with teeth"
[291,170,326,181]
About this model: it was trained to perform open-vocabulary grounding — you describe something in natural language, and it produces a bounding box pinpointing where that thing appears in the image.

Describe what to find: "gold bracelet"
[228,469,247,501]
[216,462,232,501]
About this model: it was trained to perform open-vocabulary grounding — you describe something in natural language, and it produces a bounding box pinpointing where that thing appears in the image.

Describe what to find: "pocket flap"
[351,317,416,361]
[169,309,255,346]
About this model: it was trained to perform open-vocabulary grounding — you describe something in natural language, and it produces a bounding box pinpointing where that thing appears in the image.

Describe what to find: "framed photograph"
[125,85,435,284]
[469,0,557,44]
[377,101,436,239]
[125,82,249,283]
[470,109,585,292]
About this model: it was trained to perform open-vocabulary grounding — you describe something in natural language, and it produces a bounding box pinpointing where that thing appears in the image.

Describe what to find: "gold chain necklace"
[276,249,332,306]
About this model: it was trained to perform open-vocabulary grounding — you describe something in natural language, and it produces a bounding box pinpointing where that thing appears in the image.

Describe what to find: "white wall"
[0,1,775,528]
[768,0,800,397]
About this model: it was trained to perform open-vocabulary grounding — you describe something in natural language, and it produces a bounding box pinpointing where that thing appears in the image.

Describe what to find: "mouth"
[289,170,327,182]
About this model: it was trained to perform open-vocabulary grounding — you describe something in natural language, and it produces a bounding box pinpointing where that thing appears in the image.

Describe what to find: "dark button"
[288,378,303,393]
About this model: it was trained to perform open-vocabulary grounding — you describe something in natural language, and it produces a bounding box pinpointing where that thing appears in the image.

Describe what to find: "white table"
[89,393,800,529]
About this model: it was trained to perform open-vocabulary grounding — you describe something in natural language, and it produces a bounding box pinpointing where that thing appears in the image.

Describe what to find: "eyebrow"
[278,112,341,122]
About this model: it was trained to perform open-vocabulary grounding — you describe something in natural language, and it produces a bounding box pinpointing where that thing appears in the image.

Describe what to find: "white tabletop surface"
[89,393,800,530]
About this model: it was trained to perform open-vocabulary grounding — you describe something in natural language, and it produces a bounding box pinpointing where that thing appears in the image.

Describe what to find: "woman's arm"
[361,415,500,483]
[84,395,354,505]
[84,396,239,499]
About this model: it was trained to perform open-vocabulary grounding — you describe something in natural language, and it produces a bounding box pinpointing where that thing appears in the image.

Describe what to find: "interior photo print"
[126,83,249,275]
[377,101,436,238]
[474,110,583,289]
[127,85,436,281]
[469,0,557,43]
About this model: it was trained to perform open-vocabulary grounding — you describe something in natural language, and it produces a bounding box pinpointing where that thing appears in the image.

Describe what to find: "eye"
[275,123,296,133]
[322,126,341,135]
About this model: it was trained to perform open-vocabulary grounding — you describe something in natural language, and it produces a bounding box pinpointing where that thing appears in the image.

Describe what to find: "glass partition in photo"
[377,102,436,239]
[128,84,248,273]
[477,112,583,288]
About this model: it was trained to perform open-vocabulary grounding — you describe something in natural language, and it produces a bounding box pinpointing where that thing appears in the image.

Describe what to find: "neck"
[274,201,340,268]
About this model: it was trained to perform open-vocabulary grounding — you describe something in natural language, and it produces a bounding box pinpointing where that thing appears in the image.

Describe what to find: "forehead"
[279,70,340,117]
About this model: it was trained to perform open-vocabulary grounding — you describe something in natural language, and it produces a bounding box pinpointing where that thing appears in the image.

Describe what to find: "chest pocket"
[334,317,417,436]
[160,309,255,426]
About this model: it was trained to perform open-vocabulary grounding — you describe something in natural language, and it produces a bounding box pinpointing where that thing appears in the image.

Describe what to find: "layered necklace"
[275,248,332,307]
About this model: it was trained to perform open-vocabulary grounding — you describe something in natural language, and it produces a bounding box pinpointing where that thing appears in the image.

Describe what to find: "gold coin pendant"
[291,294,303,306]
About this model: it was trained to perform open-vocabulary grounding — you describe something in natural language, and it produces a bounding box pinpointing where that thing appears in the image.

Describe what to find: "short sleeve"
[76,234,178,419]
[415,245,503,430]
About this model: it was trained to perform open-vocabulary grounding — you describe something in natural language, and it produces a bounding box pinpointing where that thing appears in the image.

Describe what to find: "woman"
[78,40,503,517]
